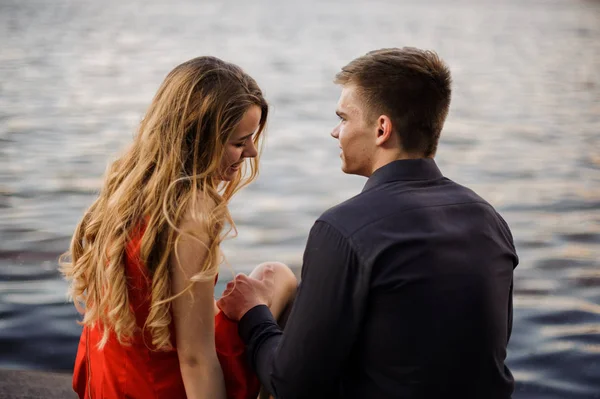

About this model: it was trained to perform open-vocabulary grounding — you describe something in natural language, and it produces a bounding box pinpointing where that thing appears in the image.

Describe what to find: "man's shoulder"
[445,179,516,244]
[316,190,384,236]
[446,179,492,205]
[449,180,507,215]
[316,177,503,236]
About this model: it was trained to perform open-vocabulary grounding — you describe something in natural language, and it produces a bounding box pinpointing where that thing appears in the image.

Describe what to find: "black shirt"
[239,158,518,399]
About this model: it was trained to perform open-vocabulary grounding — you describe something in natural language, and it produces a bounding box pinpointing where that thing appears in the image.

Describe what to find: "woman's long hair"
[59,56,268,350]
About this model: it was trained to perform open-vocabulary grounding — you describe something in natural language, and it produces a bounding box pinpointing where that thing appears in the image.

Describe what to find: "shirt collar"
[362,158,444,193]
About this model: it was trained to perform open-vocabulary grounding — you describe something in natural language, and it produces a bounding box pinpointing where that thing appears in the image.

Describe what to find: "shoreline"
[0,368,76,399]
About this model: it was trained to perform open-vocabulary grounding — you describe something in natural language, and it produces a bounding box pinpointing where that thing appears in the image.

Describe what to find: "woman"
[60,56,297,399]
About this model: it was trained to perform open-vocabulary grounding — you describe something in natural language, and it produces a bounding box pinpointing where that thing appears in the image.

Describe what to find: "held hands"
[216,265,275,321]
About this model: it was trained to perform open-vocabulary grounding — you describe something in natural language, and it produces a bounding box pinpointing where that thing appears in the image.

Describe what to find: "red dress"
[72,225,260,399]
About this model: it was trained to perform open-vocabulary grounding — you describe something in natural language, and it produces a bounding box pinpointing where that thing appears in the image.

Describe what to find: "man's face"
[331,85,376,177]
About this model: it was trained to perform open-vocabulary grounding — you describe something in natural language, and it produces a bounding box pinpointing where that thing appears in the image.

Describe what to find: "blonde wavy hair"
[60,56,268,350]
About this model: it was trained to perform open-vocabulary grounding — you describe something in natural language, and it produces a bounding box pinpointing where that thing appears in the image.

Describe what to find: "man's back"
[320,159,517,398]
[224,48,516,399]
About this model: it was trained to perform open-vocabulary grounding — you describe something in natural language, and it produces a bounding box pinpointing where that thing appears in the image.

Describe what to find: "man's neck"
[368,151,427,177]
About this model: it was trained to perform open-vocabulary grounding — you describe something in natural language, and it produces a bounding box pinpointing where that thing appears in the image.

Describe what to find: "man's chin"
[341,164,368,177]
[341,163,354,175]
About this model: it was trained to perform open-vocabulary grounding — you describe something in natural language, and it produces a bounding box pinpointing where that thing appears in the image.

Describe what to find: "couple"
[61,47,518,399]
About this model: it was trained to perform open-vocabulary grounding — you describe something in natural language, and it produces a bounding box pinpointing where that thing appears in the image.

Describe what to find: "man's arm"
[495,211,518,344]
[239,221,368,398]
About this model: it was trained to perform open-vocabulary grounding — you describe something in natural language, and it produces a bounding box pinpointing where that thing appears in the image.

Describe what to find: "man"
[218,47,518,398]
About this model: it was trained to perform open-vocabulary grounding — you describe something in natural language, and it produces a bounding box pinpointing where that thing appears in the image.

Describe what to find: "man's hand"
[216,265,275,321]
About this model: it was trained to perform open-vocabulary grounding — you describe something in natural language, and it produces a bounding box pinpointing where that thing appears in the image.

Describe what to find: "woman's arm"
[170,200,226,399]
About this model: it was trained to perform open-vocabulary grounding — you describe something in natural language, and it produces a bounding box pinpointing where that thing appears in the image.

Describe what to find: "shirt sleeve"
[238,221,368,398]
[507,279,514,344]
[495,211,519,269]
[494,212,518,344]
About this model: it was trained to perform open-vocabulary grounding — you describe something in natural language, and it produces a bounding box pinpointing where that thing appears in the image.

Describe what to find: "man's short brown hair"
[335,47,452,157]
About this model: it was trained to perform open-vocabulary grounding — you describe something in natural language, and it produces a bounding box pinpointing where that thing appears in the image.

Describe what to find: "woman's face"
[218,105,261,181]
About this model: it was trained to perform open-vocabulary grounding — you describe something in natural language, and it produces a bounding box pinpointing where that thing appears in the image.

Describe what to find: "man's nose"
[331,125,340,139]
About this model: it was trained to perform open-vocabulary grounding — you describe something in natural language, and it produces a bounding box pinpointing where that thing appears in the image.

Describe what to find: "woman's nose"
[244,140,258,158]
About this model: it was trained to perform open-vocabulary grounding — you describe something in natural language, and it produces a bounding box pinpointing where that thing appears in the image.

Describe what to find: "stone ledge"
[0,369,76,399]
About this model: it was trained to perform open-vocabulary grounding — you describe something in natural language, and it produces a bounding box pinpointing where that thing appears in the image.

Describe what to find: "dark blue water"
[1,0,599,397]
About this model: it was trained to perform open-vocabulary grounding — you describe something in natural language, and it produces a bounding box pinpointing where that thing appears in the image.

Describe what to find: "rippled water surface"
[1,0,599,397]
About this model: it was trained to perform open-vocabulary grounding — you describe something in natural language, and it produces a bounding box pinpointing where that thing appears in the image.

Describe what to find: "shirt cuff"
[238,304,277,344]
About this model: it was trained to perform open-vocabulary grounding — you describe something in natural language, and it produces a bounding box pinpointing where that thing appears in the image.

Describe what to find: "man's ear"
[375,115,394,146]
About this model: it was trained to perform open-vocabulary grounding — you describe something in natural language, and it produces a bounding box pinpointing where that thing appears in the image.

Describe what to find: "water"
[0,0,599,397]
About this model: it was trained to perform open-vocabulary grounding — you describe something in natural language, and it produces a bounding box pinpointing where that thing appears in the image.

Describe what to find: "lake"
[0,0,599,397]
